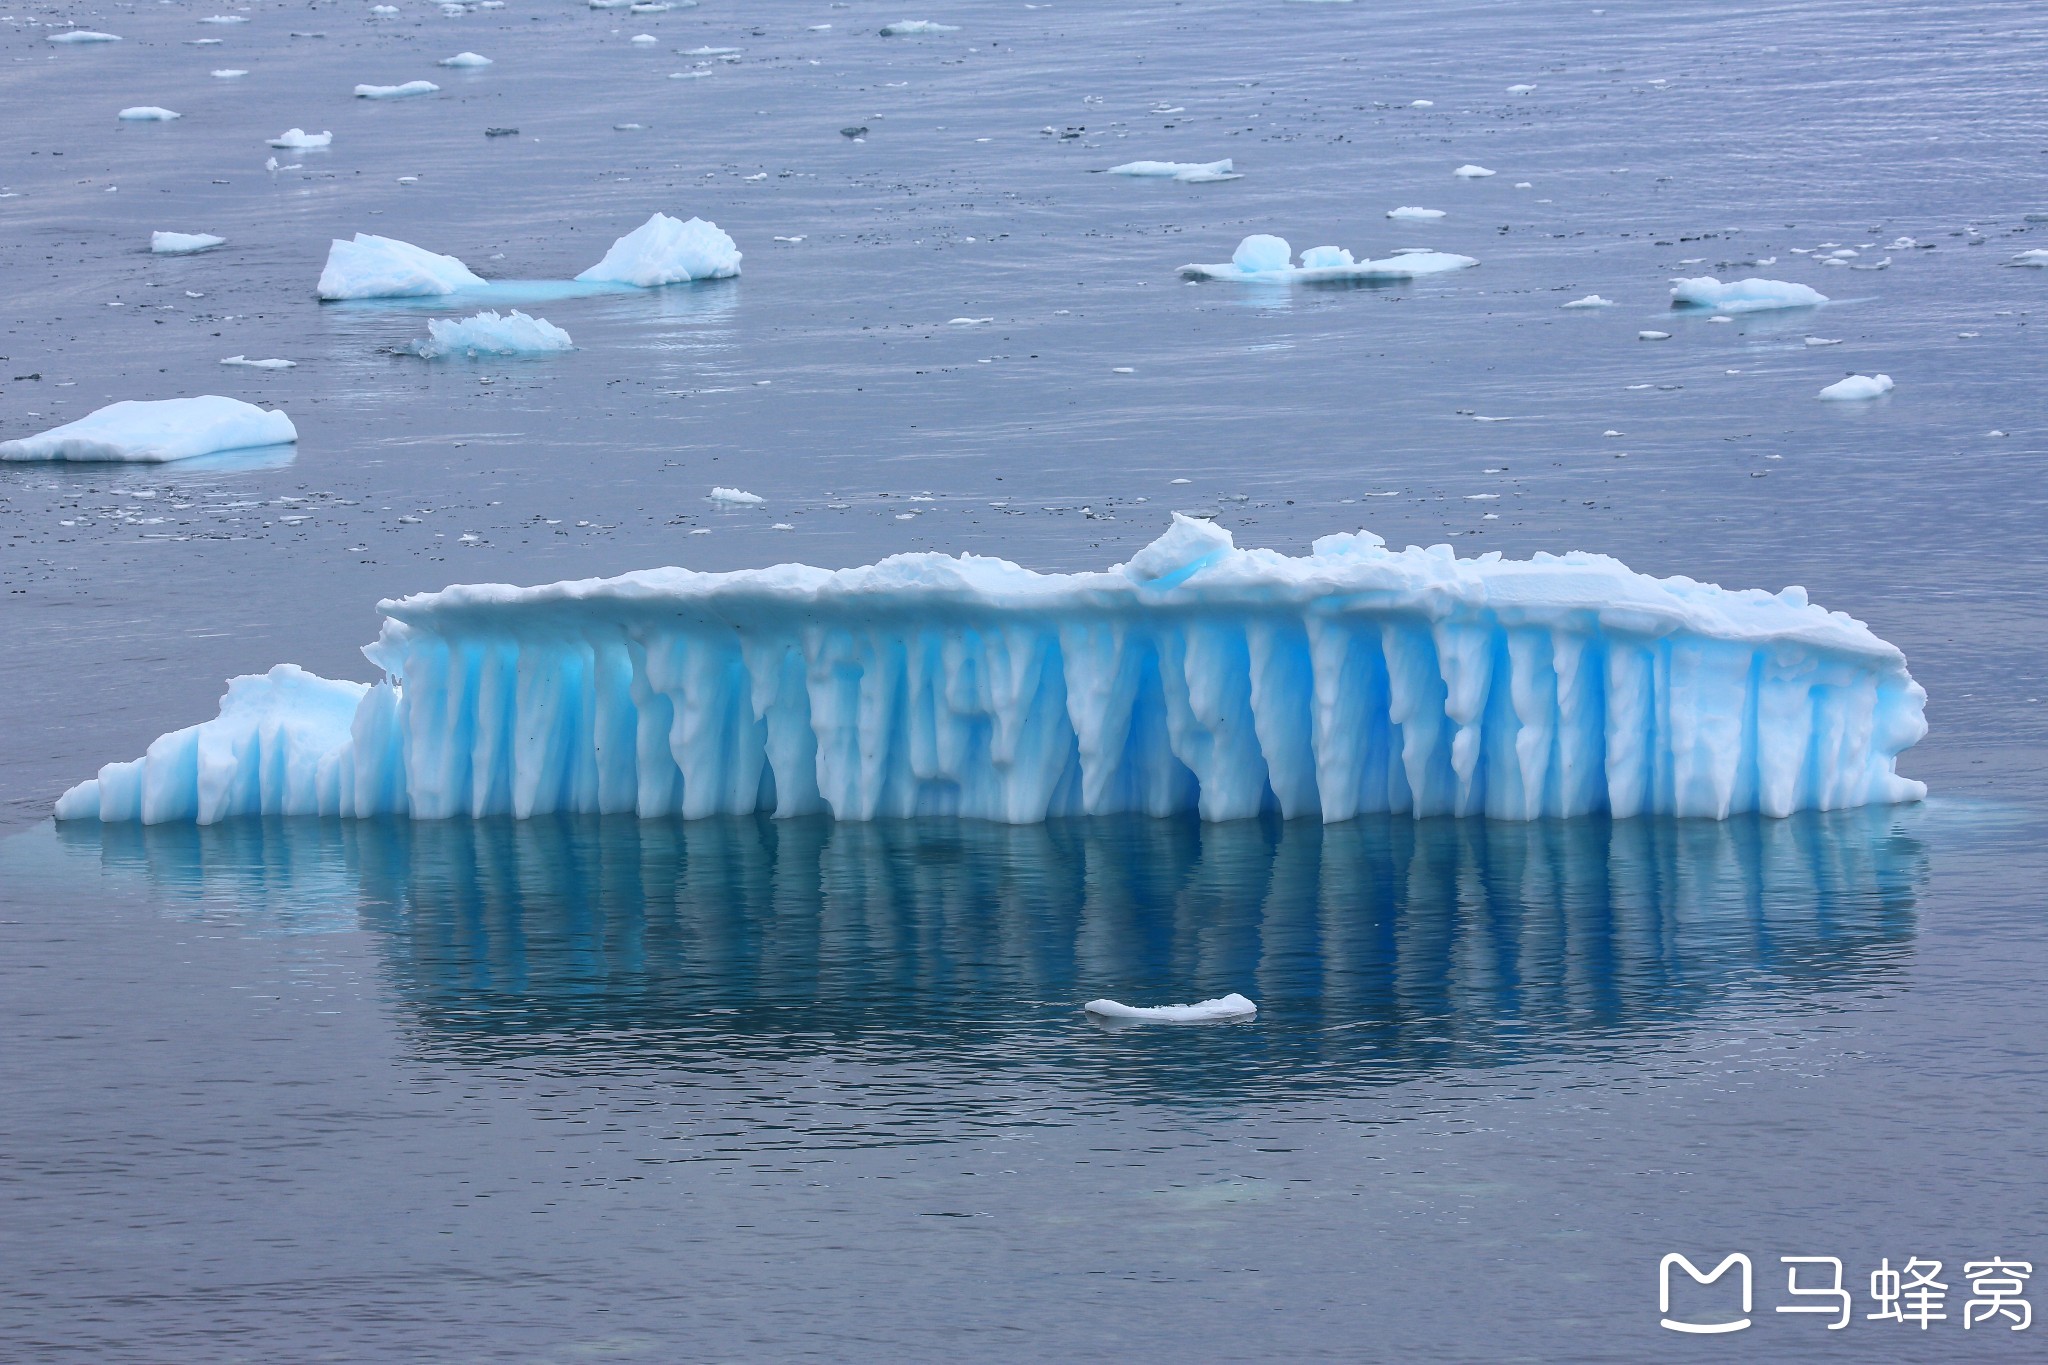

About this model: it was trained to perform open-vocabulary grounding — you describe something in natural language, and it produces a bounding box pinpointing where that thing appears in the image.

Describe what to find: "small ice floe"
[50,30,122,43]
[151,231,226,255]
[2010,249,2048,268]
[1386,206,1445,220]
[681,45,739,54]
[948,316,992,325]
[268,128,332,148]
[629,34,658,45]
[880,20,959,35]
[0,396,295,464]
[372,4,398,12]
[1410,99,1433,107]
[1638,330,1671,340]
[318,233,485,299]
[708,486,765,505]
[577,213,741,286]
[1083,993,1257,1023]
[1453,163,1495,177]
[119,107,182,121]
[200,13,249,22]
[439,51,492,67]
[212,69,248,78]
[1670,276,1826,311]
[1506,83,1535,94]
[1804,336,1842,346]
[1103,158,1240,182]
[1179,234,1476,284]
[1818,373,1892,401]
[355,81,439,99]
[1561,294,1613,308]
[411,310,573,359]
[221,356,295,369]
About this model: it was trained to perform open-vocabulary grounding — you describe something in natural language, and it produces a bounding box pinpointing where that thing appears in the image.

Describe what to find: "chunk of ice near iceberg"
[118,106,181,121]
[1670,276,1827,311]
[354,81,439,99]
[318,234,486,299]
[410,310,574,358]
[268,128,333,149]
[1818,373,1893,400]
[1180,235,1476,284]
[1,396,295,463]
[152,231,225,254]
[575,213,741,286]
[54,515,1927,827]
[1103,159,1240,183]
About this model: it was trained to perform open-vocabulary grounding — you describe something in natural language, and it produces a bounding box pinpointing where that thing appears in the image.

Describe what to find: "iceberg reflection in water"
[60,809,1924,1094]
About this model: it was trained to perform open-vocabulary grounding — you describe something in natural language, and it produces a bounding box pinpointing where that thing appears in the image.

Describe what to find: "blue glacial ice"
[574,213,742,287]
[55,515,1927,826]
[410,309,574,358]
[321,215,740,302]
[1181,235,1477,284]
[1,396,296,463]
[1670,275,1828,311]
[1104,159,1240,183]
[318,233,487,300]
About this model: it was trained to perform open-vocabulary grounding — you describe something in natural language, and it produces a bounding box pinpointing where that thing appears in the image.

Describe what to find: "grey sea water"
[1,0,2045,1358]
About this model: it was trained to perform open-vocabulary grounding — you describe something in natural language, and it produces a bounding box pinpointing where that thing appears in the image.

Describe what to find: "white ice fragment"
[1410,99,1433,107]
[1506,83,1535,94]
[372,4,398,12]
[318,233,485,300]
[151,231,226,255]
[2010,250,2048,268]
[268,128,333,149]
[49,30,121,43]
[1,396,295,464]
[1453,163,1495,177]
[948,316,993,325]
[1804,336,1841,347]
[1638,330,1671,340]
[119,107,182,121]
[1084,994,1257,1023]
[438,51,492,67]
[880,20,960,35]
[1670,276,1827,312]
[708,486,765,505]
[1561,294,1613,308]
[355,81,439,99]
[576,213,741,286]
[1386,206,1445,220]
[212,69,248,78]
[411,310,573,358]
[1103,158,1239,183]
[220,356,296,369]
[629,34,658,45]
[1180,234,1476,284]
[1818,373,1893,401]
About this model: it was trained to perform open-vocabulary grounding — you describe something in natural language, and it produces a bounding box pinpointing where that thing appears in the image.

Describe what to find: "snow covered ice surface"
[268,128,333,149]
[151,231,225,255]
[1671,276,1828,311]
[0,396,295,464]
[1103,159,1240,183]
[355,81,440,100]
[1085,994,1258,1023]
[1819,373,1893,400]
[576,214,741,287]
[1180,235,1476,284]
[410,310,574,359]
[318,233,486,300]
[118,107,181,121]
[55,515,1926,827]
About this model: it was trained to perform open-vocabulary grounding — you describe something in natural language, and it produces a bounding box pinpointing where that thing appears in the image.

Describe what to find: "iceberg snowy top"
[59,517,1925,828]
[1670,276,1827,312]
[1104,159,1240,183]
[575,213,741,287]
[318,233,486,299]
[1,396,295,463]
[1181,235,1475,284]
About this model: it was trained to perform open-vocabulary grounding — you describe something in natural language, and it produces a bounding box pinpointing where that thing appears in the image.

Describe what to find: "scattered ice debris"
[880,20,960,35]
[1084,994,1257,1023]
[576,213,741,286]
[317,233,485,300]
[2010,250,2048,268]
[1,396,295,464]
[708,486,765,505]
[1561,294,1613,308]
[355,81,439,99]
[212,69,248,78]
[1804,336,1842,347]
[439,52,492,67]
[118,107,182,122]
[49,30,121,44]
[411,310,573,359]
[1103,158,1240,182]
[1180,235,1476,284]
[1670,276,1826,312]
[1638,330,1671,340]
[1386,206,1445,220]
[220,356,295,370]
[268,128,332,148]
[151,231,225,255]
[1818,373,1893,401]
[52,516,1929,826]
[1453,164,1495,177]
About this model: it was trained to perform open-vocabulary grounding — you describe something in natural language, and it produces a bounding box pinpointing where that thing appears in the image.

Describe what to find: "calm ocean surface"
[2,0,2045,1357]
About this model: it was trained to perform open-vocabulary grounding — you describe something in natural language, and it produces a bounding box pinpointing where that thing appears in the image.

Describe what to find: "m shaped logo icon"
[1661,1253,1753,1334]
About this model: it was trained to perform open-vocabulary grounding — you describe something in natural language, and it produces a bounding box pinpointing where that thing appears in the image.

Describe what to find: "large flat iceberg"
[575,213,741,287]
[1104,159,1240,183]
[1,396,295,463]
[1181,235,1476,284]
[318,233,486,300]
[411,309,574,358]
[1670,276,1827,311]
[56,516,1926,827]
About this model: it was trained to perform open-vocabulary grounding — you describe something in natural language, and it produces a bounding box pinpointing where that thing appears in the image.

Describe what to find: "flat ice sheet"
[0,396,296,463]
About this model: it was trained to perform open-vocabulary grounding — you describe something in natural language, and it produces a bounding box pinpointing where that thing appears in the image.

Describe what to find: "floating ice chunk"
[1561,294,1613,308]
[212,68,248,78]
[1804,336,1841,347]
[1638,330,1671,340]
[629,34,658,45]
[152,231,225,255]
[1386,206,1445,220]
[1103,158,1240,183]
[1453,163,1495,177]
[53,516,1928,826]
[410,309,573,358]
[439,51,492,66]
[2010,250,2048,268]
[318,233,485,300]
[200,13,248,22]
[372,4,398,12]
[881,20,960,34]
[1410,99,1433,107]
[1,396,295,464]
[355,81,439,99]
[1818,373,1893,401]
[119,107,182,121]
[1670,276,1827,312]
[681,45,738,54]
[50,30,121,43]
[708,486,765,505]
[220,356,296,369]
[1506,83,1535,94]
[268,127,333,148]
[1180,235,1476,284]
[576,213,741,286]
[1084,994,1257,1023]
